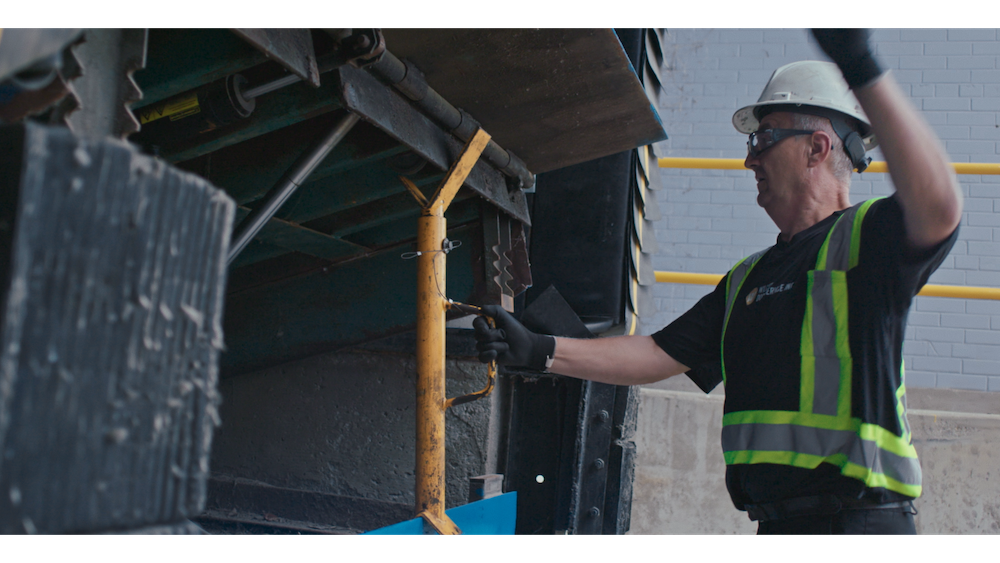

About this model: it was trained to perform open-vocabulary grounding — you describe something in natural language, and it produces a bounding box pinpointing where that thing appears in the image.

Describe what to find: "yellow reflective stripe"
[841,463,922,497]
[725,449,842,469]
[725,449,922,498]
[723,409,855,431]
[896,380,911,443]
[722,411,919,457]
[857,421,918,459]
[723,421,920,484]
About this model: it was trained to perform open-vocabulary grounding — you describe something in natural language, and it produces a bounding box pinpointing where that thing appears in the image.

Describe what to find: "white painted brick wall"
[639,29,1000,393]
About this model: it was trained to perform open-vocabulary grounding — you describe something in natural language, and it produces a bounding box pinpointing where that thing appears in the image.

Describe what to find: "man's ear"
[806,130,833,168]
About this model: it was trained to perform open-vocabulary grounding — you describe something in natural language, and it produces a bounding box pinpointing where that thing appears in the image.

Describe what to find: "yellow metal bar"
[400,175,428,207]
[658,157,1000,175]
[412,128,491,534]
[654,271,724,286]
[918,284,1000,300]
[657,157,748,170]
[418,509,462,535]
[655,270,1000,300]
[430,128,491,215]
[415,212,448,524]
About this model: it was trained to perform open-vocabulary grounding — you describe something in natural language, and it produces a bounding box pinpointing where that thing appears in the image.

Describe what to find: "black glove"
[811,29,884,89]
[472,305,556,370]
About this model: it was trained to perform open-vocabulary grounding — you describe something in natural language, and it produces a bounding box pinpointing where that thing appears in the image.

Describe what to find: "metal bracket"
[63,29,148,139]
[232,29,320,87]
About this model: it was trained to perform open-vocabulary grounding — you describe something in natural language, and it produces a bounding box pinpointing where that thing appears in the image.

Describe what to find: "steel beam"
[366,50,533,191]
[232,29,320,87]
[227,112,360,264]
[334,64,530,226]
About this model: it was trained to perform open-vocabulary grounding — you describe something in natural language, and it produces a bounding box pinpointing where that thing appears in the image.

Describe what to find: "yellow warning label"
[139,93,201,125]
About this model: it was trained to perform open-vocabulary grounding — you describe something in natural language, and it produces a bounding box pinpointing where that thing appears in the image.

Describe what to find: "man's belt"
[744,495,916,522]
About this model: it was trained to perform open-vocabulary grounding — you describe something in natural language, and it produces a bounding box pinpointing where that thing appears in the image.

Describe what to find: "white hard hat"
[733,60,878,152]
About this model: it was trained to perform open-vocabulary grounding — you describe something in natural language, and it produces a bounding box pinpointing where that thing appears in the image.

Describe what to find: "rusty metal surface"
[381,29,667,174]
[232,29,320,87]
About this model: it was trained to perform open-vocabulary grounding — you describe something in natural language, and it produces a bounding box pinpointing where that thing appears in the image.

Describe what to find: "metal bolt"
[593,458,605,470]
[588,507,601,518]
[595,410,610,423]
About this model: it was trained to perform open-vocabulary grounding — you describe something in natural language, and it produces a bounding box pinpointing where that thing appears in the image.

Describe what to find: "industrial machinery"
[0,28,667,534]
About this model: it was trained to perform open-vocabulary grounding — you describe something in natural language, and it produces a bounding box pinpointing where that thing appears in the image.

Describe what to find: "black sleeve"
[862,194,959,305]
[651,277,728,394]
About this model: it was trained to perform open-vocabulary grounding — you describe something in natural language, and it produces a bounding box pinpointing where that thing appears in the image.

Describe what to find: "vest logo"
[746,282,794,306]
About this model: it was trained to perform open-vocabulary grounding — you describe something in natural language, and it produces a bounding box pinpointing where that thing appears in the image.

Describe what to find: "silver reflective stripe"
[722,422,922,487]
[822,211,855,271]
[808,203,865,416]
[809,272,841,416]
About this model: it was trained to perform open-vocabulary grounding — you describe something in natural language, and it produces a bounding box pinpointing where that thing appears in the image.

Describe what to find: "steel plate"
[382,29,667,174]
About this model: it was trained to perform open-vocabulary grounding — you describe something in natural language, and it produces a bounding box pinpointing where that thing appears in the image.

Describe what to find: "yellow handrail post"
[410,128,491,535]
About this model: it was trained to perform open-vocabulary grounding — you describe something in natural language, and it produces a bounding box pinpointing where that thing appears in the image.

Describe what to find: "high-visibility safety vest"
[719,198,921,498]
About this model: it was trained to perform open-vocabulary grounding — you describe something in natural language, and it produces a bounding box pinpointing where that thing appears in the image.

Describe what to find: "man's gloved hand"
[472,305,556,371]
[811,29,884,89]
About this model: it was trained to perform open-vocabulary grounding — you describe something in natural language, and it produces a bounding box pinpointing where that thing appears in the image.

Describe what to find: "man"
[473,30,962,534]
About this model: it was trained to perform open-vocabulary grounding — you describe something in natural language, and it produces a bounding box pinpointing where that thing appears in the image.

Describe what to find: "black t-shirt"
[652,195,958,508]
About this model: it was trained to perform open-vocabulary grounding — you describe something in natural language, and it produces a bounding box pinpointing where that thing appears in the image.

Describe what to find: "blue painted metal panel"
[365,492,516,535]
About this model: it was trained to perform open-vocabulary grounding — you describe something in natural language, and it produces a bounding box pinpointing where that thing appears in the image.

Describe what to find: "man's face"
[744,111,810,213]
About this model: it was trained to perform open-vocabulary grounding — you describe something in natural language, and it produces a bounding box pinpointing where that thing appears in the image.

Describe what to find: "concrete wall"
[640,28,1000,392]
[629,378,1000,534]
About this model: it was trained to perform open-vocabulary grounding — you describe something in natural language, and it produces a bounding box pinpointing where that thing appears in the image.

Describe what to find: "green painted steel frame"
[130,29,538,373]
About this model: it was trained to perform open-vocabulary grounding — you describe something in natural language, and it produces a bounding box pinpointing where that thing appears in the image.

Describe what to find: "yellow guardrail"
[658,157,1000,175]
[655,271,1000,301]
[653,157,1000,300]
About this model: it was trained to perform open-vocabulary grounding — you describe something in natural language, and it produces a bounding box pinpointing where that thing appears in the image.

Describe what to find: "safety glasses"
[747,128,816,158]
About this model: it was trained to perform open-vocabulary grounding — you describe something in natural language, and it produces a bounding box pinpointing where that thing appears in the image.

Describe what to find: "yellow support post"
[411,128,491,534]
